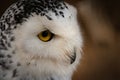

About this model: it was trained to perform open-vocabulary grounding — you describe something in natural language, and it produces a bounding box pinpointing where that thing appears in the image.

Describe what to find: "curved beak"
[70,49,76,64]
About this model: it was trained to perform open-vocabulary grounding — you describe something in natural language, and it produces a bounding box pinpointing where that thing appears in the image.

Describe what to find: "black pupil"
[42,31,49,37]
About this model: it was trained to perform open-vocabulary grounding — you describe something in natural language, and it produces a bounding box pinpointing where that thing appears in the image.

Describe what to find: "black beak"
[70,49,76,64]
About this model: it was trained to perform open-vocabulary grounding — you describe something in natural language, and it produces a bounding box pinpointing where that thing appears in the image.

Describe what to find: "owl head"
[0,0,83,80]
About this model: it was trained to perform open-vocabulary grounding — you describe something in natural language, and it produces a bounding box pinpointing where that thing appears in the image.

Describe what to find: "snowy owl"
[0,0,83,80]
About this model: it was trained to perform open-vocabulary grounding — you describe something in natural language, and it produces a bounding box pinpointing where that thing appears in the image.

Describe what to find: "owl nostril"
[70,49,76,64]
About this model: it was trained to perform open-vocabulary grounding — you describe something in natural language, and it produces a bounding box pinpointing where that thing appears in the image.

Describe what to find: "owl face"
[13,3,82,74]
[0,0,83,80]
[14,4,81,61]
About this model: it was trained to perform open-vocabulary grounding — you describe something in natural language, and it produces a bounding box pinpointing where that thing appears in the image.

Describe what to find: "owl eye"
[37,30,54,42]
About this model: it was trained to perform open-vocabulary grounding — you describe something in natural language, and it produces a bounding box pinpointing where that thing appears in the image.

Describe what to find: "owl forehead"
[22,0,68,18]
[17,0,77,32]
[13,0,68,24]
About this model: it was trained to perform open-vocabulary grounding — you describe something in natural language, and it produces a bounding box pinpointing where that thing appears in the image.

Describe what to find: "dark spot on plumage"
[9,60,13,64]
[26,62,30,66]
[61,14,64,17]
[59,11,64,17]
[4,40,12,48]
[9,15,13,18]
[40,13,45,16]
[0,60,6,66]
[7,42,11,48]
[51,9,59,16]
[12,69,18,77]
[5,18,10,24]
[0,60,10,70]
[0,22,2,26]
[1,16,5,20]
[2,35,7,40]
[14,11,18,14]
[3,29,12,34]
[6,26,12,31]
[55,12,59,16]
[57,3,62,8]
[0,54,5,58]
[45,15,52,20]
[12,51,16,54]
[50,77,54,80]
[14,26,17,29]
[17,62,21,66]
[0,39,4,46]
[5,40,8,44]
[1,32,7,39]
[0,39,8,50]
[16,0,25,8]
[2,74,7,77]
[63,2,68,9]
[7,54,12,58]
[60,7,64,10]
[14,14,24,24]
[0,46,8,50]
[10,36,15,41]
[1,24,5,31]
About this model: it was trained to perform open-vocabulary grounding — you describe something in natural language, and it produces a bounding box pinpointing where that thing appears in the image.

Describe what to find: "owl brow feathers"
[14,0,68,24]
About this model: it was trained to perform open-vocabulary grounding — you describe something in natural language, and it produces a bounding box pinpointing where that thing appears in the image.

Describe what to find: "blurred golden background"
[0,0,120,80]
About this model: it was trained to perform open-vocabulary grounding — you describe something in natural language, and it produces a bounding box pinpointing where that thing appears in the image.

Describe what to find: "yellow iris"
[38,30,53,42]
